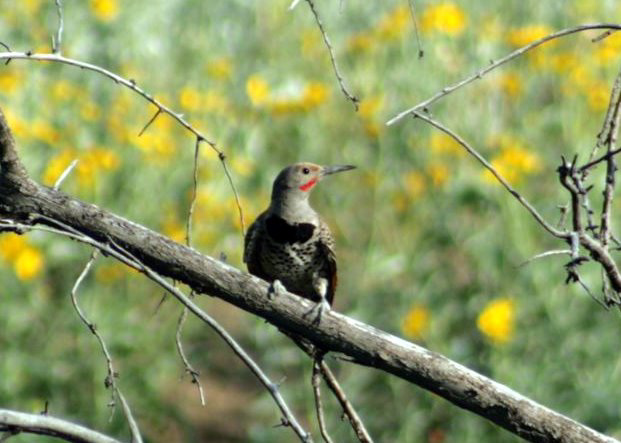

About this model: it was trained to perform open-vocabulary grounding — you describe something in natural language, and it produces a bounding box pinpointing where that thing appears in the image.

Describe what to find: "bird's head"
[271,162,356,199]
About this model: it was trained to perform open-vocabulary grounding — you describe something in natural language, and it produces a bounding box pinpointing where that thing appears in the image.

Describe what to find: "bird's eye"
[302,167,310,174]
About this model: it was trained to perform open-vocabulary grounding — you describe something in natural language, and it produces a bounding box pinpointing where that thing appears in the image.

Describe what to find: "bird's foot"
[305,298,331,325]
[268,279,286,299]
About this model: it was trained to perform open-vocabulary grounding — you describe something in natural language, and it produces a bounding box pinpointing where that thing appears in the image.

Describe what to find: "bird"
[244,162,355,321]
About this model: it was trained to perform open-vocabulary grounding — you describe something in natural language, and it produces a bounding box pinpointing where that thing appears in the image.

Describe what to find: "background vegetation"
[2,0,621,441]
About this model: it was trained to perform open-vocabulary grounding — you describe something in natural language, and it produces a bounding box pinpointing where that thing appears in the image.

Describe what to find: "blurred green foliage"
[2,0,621,442]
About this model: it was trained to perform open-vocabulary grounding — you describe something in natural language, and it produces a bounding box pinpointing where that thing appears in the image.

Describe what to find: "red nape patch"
[299,178,318,191]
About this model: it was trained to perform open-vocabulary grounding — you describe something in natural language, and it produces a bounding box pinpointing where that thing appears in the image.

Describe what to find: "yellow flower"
[93,148,120,170]
[402,304,430,339]
[587,82,611,111]
[43,149,75,186]
[180,86,201,111]
[90,0,119,22]
[404,171,426,198]
[421,3,467,35]
[31,120,60,144]
[483,139,541,185]
[301,82,329,108]
[206,58,233,80]
[477,298,515,344]
[0,233,26,262]
[428,163,449,187]
[52,80,77,101]
[506,25,552,47]
[301,29,321,57]
[376,5,410,40]
[246,75,270,106]
[594,32,621,63]
[347,33,374,53]
[359,96,383,119]
[429,133,463,156]
[95,263,126,283]
[0,70,22,94]
[499,72,522,98]
[162,218,186,244]
[80,101,101,121]
[14,246,44,280]
[231,156,254,177]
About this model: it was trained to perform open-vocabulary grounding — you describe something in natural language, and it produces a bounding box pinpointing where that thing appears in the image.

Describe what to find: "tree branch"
[0,409,121,443]
[0,110,617,443]
[387,23,621,126]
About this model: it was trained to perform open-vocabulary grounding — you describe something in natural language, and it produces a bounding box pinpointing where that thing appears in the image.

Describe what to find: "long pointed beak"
[321,164,356,176]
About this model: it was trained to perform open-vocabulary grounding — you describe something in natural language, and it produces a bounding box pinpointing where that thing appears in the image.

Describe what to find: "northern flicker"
[244,162,355,320]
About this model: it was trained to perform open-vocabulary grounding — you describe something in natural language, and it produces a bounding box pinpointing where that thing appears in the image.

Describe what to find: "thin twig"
[407,0,424,58]
[599,67,621,248]
[289,0,303,10]
[9,217,312,443]
[175,135,206,405]
[70,250,143,443]
[303,0,359,110]
[312,361,334,443]
[518,249,572,268]
[386,24,621,126]
[0,50,245,241]
[576,272,608,309]
[53,159,78,190]
[412,111,567,239]
[175,303,206,405]
[318,361,373,443]
[138,108,161,137]
[51,0,63,54]
[186,137,201,246]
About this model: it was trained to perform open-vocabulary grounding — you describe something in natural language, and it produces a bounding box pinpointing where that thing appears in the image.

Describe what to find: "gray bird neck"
[269,191,319,223]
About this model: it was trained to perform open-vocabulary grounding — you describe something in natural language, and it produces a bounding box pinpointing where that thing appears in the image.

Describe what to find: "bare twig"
[70,250,143,443]
[303,0,359,110]
[579,145,621,172]
[312,361,334,443]
[186,137,201,246]
[407,0,424,58]
[51,0,64,54]
[8,216,311,443]
[518,249,572,267]
[0,50,245,240]
[412,111,567,239]
[138,108,161,137]
[175,305,206,405]
[289,0,303,10]
[0,409,121,443]
[387,24,621,125]
[599,67,621,248]
[318,361,373,443]
[592,30,616,43]
[174,135,207,405]
[53,159,78,190]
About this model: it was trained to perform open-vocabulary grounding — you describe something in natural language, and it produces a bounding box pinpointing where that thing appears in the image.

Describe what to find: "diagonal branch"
[302,0,359,110]
[412,111,567,239]
[387,23,621,125]
[70,250,143,442]
[0,409,121,443]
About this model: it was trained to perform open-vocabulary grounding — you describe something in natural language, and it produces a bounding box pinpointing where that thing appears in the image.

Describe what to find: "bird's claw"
[305,299,331,325]
[268,279,286,299]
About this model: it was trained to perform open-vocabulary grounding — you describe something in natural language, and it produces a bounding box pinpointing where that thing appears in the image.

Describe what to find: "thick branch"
[0,116,616,443]
[0,409,121,443]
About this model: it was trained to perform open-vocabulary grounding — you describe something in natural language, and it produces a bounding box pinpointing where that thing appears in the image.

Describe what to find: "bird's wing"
[243,211,271,280]
[317,222,338,305]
